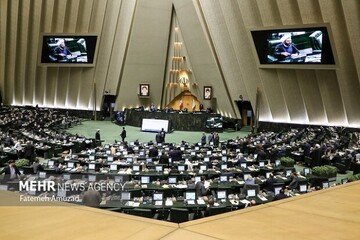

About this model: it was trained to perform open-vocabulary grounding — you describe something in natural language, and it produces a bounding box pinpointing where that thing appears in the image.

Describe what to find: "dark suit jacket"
[1,165,21,179]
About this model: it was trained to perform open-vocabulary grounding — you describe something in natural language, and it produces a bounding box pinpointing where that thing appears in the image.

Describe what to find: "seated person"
[288,171,299,190]
[274,34,300,61]
[32,159,44,174]
[273,186,290,201]
[245,175,255,185]
[52,39,72,61]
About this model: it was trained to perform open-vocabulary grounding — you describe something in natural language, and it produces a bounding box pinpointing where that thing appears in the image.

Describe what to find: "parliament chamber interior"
[1,0,360,239]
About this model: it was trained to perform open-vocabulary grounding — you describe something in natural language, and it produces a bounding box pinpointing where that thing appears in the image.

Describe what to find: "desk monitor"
[146,158,153,164]
[141,176,150,184]
[274,186,282,195]
[139,151,145,156]
[195,146,200,151]
[322,181,329,189]
[329,181,336,187]
[105,150,111,155]
[88,175,96,182]
[247,189,256,197]
[90,149,96,154]
[126,157,133,163]
[38,172,47,179]
[220,175,228,182]
[0,185,8,191]
[121,191,131,201]
[110,164,118,171]
[259,161,265,167]
[303,168,311,176]
[164,147,170,151]
[134,146,139,151]
[168,176,177,184]
[178,165,185,172]
[241,163,247,168]
[341,178,348,184]
[67,162,75,168]
[88,163,96,170]
[285,169,292,177]
[221,156,227,161]
[299,184,307,193]
[104,144,110,149]
[107,156,114,162]
[191,151,196,156]
[204,157,210,162]
[155,165,163,172]
[89,155,95,161]
[63,174,71,180]
[132,165,140,172]
[185,191,196,200]
[275,160,281,166]
[244,184,260,197]
[48,160,54,167]
[266,172,272,179]
[217,190,227,199]
[194,176,201,183]
[200,165,207,171]
[123,151,128,156]
[153,192,163,201]
[222,150,227,155]
[221,164,228,170]
[207,150,212,155]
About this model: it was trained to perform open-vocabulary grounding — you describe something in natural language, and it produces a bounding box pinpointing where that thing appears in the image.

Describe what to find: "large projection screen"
[141,119,169,133]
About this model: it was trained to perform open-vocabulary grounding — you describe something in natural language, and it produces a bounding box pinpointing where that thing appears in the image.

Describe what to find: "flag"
[192,99,196,111]
[179,98,183,109]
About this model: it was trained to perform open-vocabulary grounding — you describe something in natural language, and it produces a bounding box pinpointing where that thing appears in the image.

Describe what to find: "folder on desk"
[197,199,205,205]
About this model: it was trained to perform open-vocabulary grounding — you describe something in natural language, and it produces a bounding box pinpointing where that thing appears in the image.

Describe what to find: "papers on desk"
[197,199,205,205]
[187,200,195,205]
[214,203,220,207]
[100,200,107,205]
[237,180,245,185]
[230,200,239,205]
[165,200,173,206]
[176,184,188,189]
[132,202,140,207]
[240,199,251,204]
[155,200,163,206]
[258,195,268,201]
[141,185,148,188]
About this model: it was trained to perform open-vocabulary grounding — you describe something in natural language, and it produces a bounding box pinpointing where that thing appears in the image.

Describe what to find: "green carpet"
[66,120,250,145]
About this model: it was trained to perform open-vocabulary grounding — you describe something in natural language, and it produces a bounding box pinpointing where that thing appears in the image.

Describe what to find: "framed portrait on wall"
[204,86,212,100]
[139,84,150,97]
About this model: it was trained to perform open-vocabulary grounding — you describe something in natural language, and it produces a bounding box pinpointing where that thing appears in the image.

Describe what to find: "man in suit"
[120,127,127,142]
[310,144,323,167]
[0,160,21,180]
[195,176,209,199]
[148,147,159,158]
